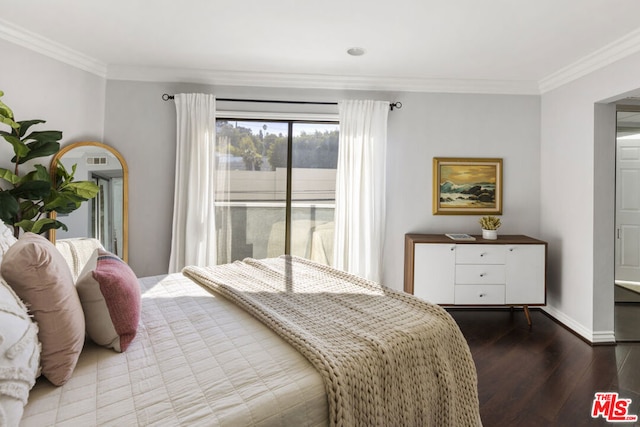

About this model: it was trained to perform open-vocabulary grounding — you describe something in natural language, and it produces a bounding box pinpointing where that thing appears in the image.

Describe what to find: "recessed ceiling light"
[347,47,366,56]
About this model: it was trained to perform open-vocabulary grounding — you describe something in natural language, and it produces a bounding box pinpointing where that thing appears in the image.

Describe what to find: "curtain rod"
[161,94,402,111]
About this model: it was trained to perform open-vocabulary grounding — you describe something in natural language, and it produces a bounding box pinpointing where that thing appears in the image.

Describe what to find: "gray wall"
[104,80,541,286]
[385,92,541,289]
[540,49,640,342]
[0,38,105,169]
[0,38,105,232]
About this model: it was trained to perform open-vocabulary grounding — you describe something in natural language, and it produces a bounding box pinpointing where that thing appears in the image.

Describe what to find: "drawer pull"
[478,293,487,298]
[480,253,485,257]
[480,273,485,277]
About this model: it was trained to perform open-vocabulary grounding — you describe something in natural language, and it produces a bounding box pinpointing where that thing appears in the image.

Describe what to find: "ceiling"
[3,0,640,94]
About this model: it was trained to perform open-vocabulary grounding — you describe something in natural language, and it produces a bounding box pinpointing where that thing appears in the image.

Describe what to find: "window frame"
[215,113,339,258]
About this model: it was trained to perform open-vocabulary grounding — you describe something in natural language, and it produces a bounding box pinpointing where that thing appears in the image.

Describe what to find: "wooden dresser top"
[405,234,547,245]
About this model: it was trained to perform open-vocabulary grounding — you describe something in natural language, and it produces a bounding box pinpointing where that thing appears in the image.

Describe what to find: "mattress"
[21,273,328,427]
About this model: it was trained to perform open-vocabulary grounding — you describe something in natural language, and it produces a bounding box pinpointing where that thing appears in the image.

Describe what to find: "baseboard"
[541,306,616,344]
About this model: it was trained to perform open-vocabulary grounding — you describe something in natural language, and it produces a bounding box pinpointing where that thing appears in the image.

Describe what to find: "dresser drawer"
[456,245,506,264]
[455,284,505,304]
[455,265,506,285]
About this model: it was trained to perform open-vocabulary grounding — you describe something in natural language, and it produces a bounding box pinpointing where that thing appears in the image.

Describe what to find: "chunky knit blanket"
[183,256,481,427]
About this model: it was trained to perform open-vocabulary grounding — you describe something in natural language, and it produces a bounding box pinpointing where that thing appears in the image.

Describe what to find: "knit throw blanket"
[183,256,481,427]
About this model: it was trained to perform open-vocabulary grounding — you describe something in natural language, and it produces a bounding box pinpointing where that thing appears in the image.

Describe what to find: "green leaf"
[0,168,20,185]
[22,130,62,143]
[19,164,50,184]
[64,181,100,200]
[52,161,70,185]
[0,92,18,130]
[15,120,45,138]
[14,140,60,164]
[2,134,29,160]
[0,116,18,129]
[54,162,77,184]
[18,200,40,221]
[16,218,67,235]
[33,164,51,181]
[0,191,19,223]
[43,189,83,213]
[10,180,51,200]
[13,219,33,233]
[37,219,68,235]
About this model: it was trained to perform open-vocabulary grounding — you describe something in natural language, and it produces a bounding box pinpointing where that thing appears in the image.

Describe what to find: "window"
[215,119,339,265]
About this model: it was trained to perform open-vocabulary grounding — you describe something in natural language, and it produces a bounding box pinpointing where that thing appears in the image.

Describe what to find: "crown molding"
[539,27,640,94]
[108,65,540,95]
[5,14,640,97]
[0,18,107,77]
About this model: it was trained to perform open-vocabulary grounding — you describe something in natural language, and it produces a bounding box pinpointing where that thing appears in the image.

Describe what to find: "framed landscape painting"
[433,157,503,215]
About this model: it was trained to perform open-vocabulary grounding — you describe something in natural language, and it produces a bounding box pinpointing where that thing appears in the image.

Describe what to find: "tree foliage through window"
[216,120,338,170]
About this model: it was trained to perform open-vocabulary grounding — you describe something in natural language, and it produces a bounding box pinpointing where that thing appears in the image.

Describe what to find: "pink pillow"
[0,233,84,386]
[76,249,140,352]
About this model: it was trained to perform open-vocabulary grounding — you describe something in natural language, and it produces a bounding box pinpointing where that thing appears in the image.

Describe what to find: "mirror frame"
[49,141,129,262]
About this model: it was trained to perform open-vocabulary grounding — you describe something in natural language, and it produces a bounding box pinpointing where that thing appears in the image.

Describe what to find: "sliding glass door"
[215,119,339,265]
[290,123,338,264]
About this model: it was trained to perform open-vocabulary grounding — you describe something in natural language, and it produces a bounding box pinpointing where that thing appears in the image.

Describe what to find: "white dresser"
[404,234,546,325]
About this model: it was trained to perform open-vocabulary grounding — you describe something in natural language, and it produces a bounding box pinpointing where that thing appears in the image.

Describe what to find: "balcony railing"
[215,201,335,266]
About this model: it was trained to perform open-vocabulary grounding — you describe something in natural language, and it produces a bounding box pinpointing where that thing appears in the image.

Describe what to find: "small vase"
[482,229,498,240]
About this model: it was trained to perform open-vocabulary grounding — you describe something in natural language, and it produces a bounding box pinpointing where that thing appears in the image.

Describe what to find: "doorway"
[614,107,640,341]
[90,171,124,258]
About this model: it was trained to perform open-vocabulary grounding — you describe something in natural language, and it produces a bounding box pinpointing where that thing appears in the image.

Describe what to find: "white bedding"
[21,273,328,427]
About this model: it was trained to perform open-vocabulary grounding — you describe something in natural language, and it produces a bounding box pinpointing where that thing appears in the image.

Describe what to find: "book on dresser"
[445,233,476,241]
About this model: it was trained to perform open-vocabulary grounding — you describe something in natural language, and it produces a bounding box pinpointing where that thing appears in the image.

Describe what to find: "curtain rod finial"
[390,101,402,111]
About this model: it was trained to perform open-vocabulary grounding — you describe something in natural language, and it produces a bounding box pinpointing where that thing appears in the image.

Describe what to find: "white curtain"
[168,93,217,273]
[333,100,389,282]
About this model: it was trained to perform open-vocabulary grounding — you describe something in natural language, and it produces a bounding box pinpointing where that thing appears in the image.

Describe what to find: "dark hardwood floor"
[447,308,640,426]
[615,285,640,342]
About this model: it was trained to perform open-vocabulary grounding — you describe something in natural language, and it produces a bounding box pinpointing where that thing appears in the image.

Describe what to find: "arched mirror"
[49,142,128,262]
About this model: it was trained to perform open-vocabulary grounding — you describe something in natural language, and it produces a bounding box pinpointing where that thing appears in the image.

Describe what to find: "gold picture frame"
[433,157,503,215]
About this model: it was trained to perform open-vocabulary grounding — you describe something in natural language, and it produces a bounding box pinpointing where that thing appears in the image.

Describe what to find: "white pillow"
[0,278,40,427]
[0,222,17,267]
[76,248,140,352]
[1,233,83,387]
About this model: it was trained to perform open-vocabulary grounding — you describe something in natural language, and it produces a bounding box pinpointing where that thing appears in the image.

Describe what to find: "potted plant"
[479,215,501,240]
[0,90,99,238]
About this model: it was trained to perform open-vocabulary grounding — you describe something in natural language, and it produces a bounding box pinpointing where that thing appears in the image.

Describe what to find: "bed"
[21,273,328,426]
[1,234,481,426]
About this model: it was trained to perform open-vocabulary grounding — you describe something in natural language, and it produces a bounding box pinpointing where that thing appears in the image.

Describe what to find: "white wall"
[540,50,640,342]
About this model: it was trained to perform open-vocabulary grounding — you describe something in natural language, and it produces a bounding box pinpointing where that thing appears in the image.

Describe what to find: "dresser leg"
[523,305,532,327]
